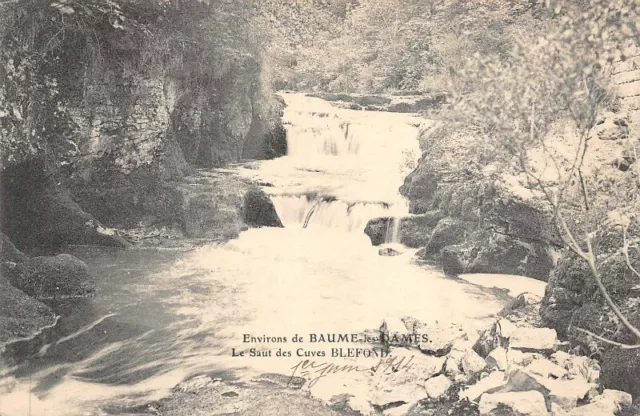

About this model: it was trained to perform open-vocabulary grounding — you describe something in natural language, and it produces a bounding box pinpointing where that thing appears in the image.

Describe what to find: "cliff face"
[370,125,557,282]
[0,1,287,346]
[0,2,287,249]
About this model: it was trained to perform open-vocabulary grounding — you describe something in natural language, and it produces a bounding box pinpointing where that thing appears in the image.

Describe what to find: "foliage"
[252,0,552,93]
[450,0,640,349]
[0,0,263,170]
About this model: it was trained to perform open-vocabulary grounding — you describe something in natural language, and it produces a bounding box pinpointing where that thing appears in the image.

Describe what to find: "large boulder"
[566,389,633,416]
[1,160,129,252]
[364,217,393,246]
[393,211,446,248]
[0,280,57,347]
[243,187,283,228]
[439,230,553,281]
[9,254,95,300]
[379,247,402,256]
[179,175,282,239]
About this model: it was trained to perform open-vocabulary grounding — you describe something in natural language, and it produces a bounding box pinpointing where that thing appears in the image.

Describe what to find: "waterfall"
[243,93,423,234]
[384,217,402,244]
[271,195,393,232]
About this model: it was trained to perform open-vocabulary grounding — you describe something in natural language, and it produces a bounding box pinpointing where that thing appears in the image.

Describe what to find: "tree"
[451,0,640,349]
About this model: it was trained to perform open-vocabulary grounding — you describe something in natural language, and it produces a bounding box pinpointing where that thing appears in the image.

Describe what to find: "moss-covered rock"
[364,217,393,246]
[0,280,56,347]
[244,187,283,228]
[1,160,129,253]
[9,254,95,300]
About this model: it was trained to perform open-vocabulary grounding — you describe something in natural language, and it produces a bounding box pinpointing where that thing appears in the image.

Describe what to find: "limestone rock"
[366,212,446,249]
[424,375,452,399]
[461,350,487,376]
[424,217,470,256]
[10,254,95,299]
[441,245,467,275]
[533,377,591,412]
[526,359,567,379]
[443,356,462,378]
[380,347,445,382]
[382,317,411,339]
[397,211,446,248]
[510,327,557,352]
[419,323,467,356]
[473,319,516,358]
[500,292,542,315]
[486,347,508,371]
[478,391,548,416]
[508,350,543,367]
[553,353,600,383]
[566,389,632,416]
[364,217,392,246]
[459,371,506,402]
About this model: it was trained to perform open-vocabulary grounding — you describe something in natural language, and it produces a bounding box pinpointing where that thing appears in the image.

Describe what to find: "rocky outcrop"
[367,125,557,281]
[1,160,129,253]
[1,5,287,254]
[8,254,94,300]
[172,172,283,241]
[365,211,445,248]
[441,230,554,281]
[1,234,62,349]
[540,224,640,400]
[0,280,57,348]
[244,187,284,228]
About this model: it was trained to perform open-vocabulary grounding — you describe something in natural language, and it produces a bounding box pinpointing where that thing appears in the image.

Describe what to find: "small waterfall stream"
[238,93,422,234]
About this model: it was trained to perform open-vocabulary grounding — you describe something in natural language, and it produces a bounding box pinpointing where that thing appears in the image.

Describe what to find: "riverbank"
[120,289,639,416]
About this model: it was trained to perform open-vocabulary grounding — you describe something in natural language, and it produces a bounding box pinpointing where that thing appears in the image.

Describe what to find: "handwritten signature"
[289,354,416,388]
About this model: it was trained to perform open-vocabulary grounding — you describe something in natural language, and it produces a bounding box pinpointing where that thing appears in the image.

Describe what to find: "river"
[0,93,545,416]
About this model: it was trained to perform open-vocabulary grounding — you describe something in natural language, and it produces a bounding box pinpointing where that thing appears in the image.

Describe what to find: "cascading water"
[237,93,423,234]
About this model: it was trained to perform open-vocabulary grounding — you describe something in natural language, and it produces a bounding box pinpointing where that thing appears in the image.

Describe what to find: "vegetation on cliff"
[0,0,287,247]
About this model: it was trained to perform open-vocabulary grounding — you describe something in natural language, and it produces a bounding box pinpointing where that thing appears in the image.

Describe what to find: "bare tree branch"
[573,327,640,350]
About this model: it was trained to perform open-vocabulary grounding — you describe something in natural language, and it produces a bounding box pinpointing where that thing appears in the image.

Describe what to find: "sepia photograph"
[0,0,639,415]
